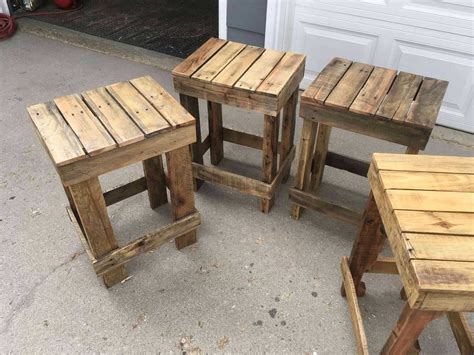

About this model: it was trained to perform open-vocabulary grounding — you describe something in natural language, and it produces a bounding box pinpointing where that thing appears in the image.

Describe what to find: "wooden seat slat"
[172,37,227,78]
[404,233,474,262]
[106,81,171,136]
[82,87,144,147]
[212,45,265,88]
[302,57,352,103]
[234,49,285,92]
[130,76,194,128]
[257,52,306,97]
[387,190,474,213]
[325,62,374,109]
[394,210,473,236]
[54,94,117,156]
[378,171,474,192]
[27,102,86,166]
[192,41,246,82]
[405,78,448,129]
[376,72,423,121]
[350,67,397,115]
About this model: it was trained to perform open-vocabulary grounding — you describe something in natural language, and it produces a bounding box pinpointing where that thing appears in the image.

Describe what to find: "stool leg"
[261,114,280,213]
[143,155,168,209]
[343,192,384,297]
[166,145,197,250]
[179,94,204,191]
[447,312,474,355]
[69,177,127,287]
[309,123,332,191]
[280,88,298,183]
[405,146,419,154]
[291,119,317,219]
[207,101,224,165]
[381,302,442,354]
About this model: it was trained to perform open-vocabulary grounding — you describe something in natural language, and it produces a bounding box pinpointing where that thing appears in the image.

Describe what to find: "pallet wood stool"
[27,76,200,287]
[341,153,474,354]
[172,38,305,213]
[290,57,448,223]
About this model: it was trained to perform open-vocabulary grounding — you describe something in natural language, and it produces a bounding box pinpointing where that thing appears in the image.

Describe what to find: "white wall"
[0,0,10,15]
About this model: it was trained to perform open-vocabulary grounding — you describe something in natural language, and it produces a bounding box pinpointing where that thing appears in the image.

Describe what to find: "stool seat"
[300,57,448,148]
[28,76,200,287]
[369,153,474,312]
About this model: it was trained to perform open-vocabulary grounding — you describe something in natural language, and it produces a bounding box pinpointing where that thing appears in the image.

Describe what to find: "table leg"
[179,94,204,191]
[381,302,442,354]
[291,119,317,219]
[261,114,280,213]
[344,192,384,296]
[166,145,197,249]
[280,88,298,183]
[143,155,168,209]
[309,123,332,191]
[207,101,224,165]
[69,177,127,287]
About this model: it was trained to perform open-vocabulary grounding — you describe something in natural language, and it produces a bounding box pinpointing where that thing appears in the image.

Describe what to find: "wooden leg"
[69,177,127,287]
[381,303,442,354]
[142,155,167,209]
[447,312,474,355]
[207,101,224,165]
[405,146,419,154]
[261,114,280,213]
[343,192,384,297]
[179,94,203,191]
[309,123,332,191]
[280,88,298,183]
[291,119,318,219]
[165,146,197,250]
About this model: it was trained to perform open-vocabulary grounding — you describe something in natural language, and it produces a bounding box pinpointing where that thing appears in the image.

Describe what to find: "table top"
[368,153,474,312]
[27,76,195,167]
[172,38,305,98]
[302,57,448,130]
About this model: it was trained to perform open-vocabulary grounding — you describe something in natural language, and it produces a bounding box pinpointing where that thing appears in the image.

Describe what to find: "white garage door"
[265,0,474,133]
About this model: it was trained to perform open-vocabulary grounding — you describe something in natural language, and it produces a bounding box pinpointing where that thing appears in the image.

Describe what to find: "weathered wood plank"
[103,177,147,206]
[130,76,195,128]
[261,114,280,213]
[447,312,474,355]
[302,57,352,103]
[54,95,117,156]
[93,213,200,276]
[212,45,265,87]
[172,38,227,77]
[376,72,423,121]
[235,49,285,91]
[366,257,399,275]
[106,81,170,136]
[325,151,369,177]
[143,155,168,209]
[325,63,374,109]
[387,190,474,213]
[82,87,144,146]
[404,233,474,262]
[350,67,397,115]
[27,102,86,166]
[207,101,224,165]
[280,88,298,182]
[192,41,246,82]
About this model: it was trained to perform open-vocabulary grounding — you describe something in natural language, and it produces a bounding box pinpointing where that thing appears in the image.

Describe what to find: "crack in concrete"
[1,250,85,335]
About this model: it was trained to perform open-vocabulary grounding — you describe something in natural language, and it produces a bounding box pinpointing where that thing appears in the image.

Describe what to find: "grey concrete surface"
[0,31,473,354]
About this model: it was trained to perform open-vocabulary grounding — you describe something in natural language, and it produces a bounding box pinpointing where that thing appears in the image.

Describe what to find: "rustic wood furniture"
[172,38,305,213]
[290,57,448,223]
[27,76,200,287]
[341,153,473,354]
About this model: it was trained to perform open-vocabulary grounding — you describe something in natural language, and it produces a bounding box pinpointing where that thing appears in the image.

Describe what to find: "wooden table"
[341,153,473,354]
[173,38,305,213]
[290,57,448,223]
[27,76,200,287]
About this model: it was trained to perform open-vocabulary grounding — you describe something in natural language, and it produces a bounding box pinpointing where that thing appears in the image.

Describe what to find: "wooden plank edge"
[93,212,201,276]
[223,127,284,154]
[341,256,370,355]
[325,151,370,177]
[366,257,399,275]
[66,206,96,263]
[289,188,361,225]
[192,163,272,199]
[103,177,148,206]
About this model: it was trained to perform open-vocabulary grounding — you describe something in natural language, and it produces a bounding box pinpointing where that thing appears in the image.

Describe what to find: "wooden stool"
[341,153,474,354]
[290,57,448,223]
[172,38,305,213]
[27,76,201,288]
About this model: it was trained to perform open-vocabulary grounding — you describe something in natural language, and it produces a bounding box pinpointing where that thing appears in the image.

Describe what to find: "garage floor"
[33,0,218,58]
[0,30,472,353]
